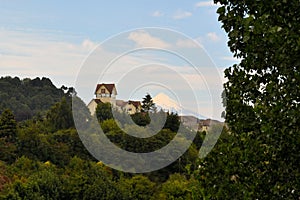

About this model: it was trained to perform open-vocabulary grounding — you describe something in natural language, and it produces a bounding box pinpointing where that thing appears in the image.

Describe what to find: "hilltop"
[0,76,74,121]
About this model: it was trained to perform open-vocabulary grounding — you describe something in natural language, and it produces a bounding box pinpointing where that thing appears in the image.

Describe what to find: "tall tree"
[0,109,17,162]
[163,112,180,132]
[198,0,300,198]
[46,97,74,131]
[0,109,17,142]
[141,94,155,113]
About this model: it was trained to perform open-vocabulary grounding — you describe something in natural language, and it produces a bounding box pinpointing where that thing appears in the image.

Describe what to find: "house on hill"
[87,83,141,115]
[95,83,117,104]
[198,119,223,132]
[116,100,141,115]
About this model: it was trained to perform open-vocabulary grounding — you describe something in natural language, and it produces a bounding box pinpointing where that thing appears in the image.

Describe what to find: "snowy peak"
[153,93,206,119]
[153,93,182,113]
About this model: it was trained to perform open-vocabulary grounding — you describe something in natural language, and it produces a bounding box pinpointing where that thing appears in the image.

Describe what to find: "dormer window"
[101,89,106,93]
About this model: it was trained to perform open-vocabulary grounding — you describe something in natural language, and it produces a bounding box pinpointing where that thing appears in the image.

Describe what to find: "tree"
[118,175,156,200]
[200,0,300,198]
[96,103,113,122]
[141,94,156,113]
[0,76,71,121]
[0,109,17,143]
[163,112,180,132]
[46,97,74,131]
[131,112,150,127]
[157,174,203,200]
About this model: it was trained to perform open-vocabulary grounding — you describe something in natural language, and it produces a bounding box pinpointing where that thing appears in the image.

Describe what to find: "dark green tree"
[131,112,150,127]
[0,76,71,121]
[197,0,300,198]
[141,94,155,113]
[96,103,113,122]
[0,109,17,143]
[46,97,74,131]
[118,175,156,200]
[163,112,180,132]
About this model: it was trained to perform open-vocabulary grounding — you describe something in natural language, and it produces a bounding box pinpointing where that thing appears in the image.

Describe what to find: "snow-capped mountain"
[153,93,206,119]
[153,93,182,113]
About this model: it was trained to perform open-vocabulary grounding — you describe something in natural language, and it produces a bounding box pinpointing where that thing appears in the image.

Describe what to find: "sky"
[0,0,240,120]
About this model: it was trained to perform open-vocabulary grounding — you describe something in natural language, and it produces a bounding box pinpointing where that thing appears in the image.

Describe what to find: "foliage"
[199,0,300,198]
[131,112,151,126]
[141,93,156,112]
[0,76,72,121]
[163,112,180,132]
[0,76,208,199]
[0,109,17,143]
[96,102,113,122]
[158,174,204,200]
[0,110,17,163]
[46,97,74,131]
[118,175,156,200]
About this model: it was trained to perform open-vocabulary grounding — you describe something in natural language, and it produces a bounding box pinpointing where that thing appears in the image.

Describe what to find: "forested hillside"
[0,76,74,121]
[0,76,213,199]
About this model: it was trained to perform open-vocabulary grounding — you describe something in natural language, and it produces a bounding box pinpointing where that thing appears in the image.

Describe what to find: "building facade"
[87,83,141,115]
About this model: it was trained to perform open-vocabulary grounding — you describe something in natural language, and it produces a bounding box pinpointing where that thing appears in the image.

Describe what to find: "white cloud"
[206,32,221,42]
[152,11,164,17]
[0,28,225,120]
[176,39,202,48]
[195,0,220,7]
[173,10,192,19]
[128,30,170,48]
[0,29,99,87]
[82,39,97,51]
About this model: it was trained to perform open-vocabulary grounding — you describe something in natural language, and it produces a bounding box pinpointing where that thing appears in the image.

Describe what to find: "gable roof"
[116,100,127,107]
[94,99,103,104]
[128,100,141,108]
[95,83,117,94]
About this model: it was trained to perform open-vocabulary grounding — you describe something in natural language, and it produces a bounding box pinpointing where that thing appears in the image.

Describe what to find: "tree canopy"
[0,76,73,121]
[197,0,300,198]
[141,94,156,113]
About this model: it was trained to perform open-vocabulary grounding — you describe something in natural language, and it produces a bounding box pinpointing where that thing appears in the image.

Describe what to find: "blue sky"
[0,0,240,120]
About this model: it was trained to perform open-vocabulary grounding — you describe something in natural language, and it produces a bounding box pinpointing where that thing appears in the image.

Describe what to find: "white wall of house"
[95,85,116,106]
[87,100,98,115]
[96,85,116,98]
[124,103,137,115]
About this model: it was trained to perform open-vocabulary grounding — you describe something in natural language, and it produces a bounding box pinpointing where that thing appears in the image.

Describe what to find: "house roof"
[94,99,103,104]
[95,83,117,94]
[128,100,141,108]
[116,100,127,107]
[116,100,141,109]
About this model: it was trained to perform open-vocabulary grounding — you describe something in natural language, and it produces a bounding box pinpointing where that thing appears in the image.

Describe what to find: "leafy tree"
[163,112,180,132]
[118,175,156,200]
[0,76,73,121]
[141,94,156,113]
[0,138,17,163]
[46,97,74,131]
[199,0,300,198]
[131,112,150,126]
[96,103,113,122]
[0,109,18,163]
[159,174,189,200]
[0,109,17,143]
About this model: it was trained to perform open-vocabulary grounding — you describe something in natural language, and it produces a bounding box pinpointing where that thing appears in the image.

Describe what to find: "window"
[101,89,105,93]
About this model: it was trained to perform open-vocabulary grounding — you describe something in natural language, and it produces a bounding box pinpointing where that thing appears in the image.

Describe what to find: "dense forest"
[0,76,75,121]
[0,76,218,199]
